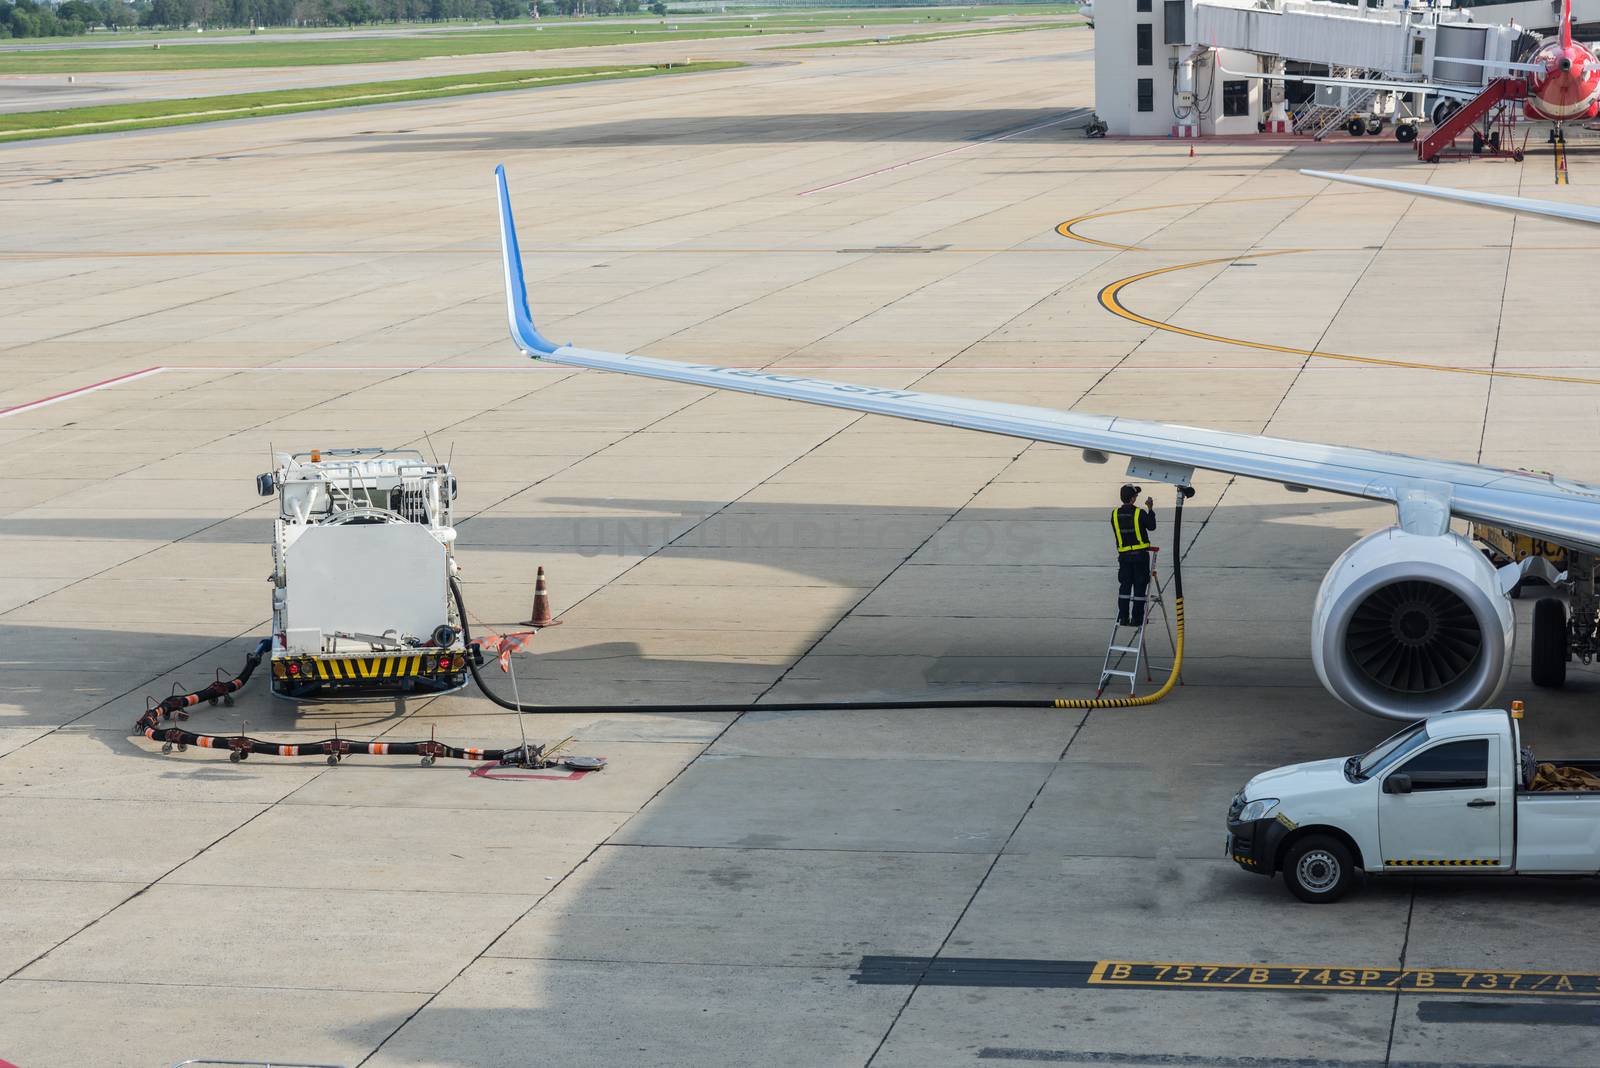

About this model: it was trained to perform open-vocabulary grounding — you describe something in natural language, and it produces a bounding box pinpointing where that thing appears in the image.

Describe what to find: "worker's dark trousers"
[1117,550,1151,626]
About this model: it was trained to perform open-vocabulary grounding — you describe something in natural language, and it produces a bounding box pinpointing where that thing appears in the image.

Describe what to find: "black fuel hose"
[135,638,271,732]
[138,720,541,765]
[452,486,1191,715]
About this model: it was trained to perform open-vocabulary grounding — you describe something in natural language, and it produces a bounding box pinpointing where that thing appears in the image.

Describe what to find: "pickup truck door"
[1378,736,1509,871]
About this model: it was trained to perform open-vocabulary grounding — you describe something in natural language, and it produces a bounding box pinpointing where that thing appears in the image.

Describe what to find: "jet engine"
[1312,528,1513,721]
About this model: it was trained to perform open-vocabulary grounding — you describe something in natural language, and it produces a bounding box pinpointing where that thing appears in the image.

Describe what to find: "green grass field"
[774,20,1073,48]
[0,5,1077,72]
[0,60,739,142]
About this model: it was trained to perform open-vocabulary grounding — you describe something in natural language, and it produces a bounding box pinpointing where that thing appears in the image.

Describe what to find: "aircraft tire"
[1347,118,1366,136]
[1531,596,1568,689]
[1396,124,1417,143]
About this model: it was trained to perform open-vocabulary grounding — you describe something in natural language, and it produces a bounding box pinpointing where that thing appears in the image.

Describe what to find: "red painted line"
[167,365,567,372]
[797,114,1083,197]
[470,761,596,782]
[0,365,164,420]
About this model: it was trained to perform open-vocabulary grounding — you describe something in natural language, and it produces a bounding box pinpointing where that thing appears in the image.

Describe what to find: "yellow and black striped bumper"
[273,652,466,684]
[1384,858,1500,868]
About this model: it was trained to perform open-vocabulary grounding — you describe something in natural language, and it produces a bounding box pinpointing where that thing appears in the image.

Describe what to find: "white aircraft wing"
[1217,65,1482,101]
[1302,168,1600,227]
[494,165,1600,552]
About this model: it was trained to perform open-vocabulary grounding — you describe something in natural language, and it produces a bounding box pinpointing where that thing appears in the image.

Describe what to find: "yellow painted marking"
[1097,252,1600,388]
[381,657,395,678]
[1056,192,1366,252]
[1090,959,1600,997]
[315,659,329,681]
[356,659,378,679]
[1555,140,1570,185]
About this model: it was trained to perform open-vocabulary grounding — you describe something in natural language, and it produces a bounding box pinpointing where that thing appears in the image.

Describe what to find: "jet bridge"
[1095,0,1522,137]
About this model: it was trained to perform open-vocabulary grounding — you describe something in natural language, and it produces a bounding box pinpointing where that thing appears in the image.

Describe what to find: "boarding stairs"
[1291,69,1383,141]
[1096,548,1178,698]
[1418,77,1528,162]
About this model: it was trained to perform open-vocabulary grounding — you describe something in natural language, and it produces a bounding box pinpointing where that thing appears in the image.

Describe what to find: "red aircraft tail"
[1562,0,1573,50]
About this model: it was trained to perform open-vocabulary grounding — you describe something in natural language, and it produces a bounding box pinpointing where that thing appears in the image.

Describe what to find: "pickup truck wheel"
[1532,597,1568,689]
[1283,835,1354,903]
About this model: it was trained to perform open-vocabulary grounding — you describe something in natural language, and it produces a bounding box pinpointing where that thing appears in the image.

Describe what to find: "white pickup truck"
[1226,707,1600,902]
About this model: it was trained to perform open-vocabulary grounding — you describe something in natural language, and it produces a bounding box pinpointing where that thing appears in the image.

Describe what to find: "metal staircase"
[1291,68,1383,140]
[1417,77,1528,162]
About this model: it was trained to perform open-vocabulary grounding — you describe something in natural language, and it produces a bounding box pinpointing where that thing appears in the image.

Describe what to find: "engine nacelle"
[1313,528,1513,721]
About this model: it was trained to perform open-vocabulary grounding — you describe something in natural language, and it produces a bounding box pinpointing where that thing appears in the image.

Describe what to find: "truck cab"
[1227,706,1600,902]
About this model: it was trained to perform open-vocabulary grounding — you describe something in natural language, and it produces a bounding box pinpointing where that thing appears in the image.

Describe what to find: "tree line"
[0,0,658,38]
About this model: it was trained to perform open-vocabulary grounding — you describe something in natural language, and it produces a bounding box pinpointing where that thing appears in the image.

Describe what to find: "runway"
[4,22,1600,1068]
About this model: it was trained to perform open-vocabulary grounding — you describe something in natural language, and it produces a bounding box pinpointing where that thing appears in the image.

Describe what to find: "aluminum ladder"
[1095,547,1177,698]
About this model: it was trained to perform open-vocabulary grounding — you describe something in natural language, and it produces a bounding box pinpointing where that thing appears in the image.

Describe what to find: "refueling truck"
[1227,705,1600,902]
[259,448,469,699]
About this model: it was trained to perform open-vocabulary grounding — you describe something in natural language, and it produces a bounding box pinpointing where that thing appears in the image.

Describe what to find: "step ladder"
[1096,547,1178,698]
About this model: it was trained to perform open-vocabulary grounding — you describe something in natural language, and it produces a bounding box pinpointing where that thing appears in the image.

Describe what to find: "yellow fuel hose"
[1054,596,1184,708]
[458,485,1194,716]
[1053,483,1189,707]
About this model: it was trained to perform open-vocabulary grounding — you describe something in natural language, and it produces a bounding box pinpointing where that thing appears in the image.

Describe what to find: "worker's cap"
[1120,484,1141,503]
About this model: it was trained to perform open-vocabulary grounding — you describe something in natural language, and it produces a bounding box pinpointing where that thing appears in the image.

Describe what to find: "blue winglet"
[495,165,560,357]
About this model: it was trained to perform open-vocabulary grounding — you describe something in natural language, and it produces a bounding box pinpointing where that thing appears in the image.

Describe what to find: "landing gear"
[1532,598,1567,688]
[1347,117,1366,137]
[1366,117,1385,136]
[1396,123,1417,143]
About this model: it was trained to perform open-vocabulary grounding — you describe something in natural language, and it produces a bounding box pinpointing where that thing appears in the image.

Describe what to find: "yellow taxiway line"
[1070,192,1600,387]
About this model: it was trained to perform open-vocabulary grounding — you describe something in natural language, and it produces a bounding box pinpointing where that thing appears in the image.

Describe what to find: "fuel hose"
[456,486,1192,715]
[135,490,1190,763]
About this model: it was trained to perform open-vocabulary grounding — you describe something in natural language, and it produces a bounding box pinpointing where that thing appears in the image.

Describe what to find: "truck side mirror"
[256,473,275,497]
[1384,773,1412,795]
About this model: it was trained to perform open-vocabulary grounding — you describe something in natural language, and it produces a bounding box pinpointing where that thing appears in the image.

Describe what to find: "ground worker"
[1112,484,1157,626]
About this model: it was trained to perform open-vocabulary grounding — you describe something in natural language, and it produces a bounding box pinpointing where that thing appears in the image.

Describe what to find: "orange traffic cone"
[1188,144,1195,158]
[523,566,562,628]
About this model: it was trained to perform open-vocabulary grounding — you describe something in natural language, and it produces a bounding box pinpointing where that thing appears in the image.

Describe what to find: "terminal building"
[1090,0,1580,138]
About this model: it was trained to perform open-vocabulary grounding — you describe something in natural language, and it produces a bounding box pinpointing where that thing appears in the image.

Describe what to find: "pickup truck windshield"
[1354,721,1429,779]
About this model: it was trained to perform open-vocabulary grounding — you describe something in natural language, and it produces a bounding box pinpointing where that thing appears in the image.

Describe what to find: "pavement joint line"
[1476,173,1521,466]
[796,108,1090,197]
[2,797,277,983]
[1385,886,1420,1065]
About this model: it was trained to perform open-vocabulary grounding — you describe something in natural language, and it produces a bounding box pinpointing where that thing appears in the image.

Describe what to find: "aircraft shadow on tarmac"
[0,496,1379,734]
[332,108,1086,150]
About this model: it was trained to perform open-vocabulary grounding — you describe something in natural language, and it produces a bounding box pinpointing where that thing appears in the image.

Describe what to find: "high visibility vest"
[1111,506,1151,553]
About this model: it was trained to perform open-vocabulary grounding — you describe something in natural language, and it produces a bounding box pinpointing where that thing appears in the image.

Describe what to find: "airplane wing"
[1216,65,1482,101]
[1300,169,1600,227]
[494,165,1600,553]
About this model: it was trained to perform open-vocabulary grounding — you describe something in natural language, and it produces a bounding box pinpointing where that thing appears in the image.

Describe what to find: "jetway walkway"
[1193,0,1520,92]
